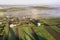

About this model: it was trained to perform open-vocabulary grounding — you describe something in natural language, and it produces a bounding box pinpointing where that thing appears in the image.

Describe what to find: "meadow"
[0,6,60,40]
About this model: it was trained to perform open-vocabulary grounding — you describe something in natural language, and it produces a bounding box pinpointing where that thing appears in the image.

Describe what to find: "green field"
[0,17,60,40]
[9,27,55,40]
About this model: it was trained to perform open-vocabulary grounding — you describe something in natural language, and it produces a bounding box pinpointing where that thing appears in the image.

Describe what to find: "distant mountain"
[0,5,59,18]
[0,5,56,9]
[0,5,29,8]
[0,5,55,12]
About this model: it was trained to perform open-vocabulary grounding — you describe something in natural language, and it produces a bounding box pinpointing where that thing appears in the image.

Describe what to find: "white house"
[37,23,41,26]
[10,24,17,28]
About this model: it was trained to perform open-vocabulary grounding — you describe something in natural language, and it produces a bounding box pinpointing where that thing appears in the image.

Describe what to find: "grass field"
[9,27,55,40]
[0,6,60,40]
[0,17,60,40]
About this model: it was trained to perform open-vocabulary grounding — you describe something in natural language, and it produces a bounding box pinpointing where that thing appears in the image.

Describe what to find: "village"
[0,6,60,40]
[0,8,43,40]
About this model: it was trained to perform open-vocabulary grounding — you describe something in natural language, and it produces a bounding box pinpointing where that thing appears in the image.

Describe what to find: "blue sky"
[0,0,60,5]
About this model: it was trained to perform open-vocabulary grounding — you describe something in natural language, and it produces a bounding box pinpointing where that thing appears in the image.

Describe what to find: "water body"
[38,9,60,17]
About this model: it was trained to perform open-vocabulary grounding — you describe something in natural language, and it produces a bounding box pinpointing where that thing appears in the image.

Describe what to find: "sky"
[0,0,60,5]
